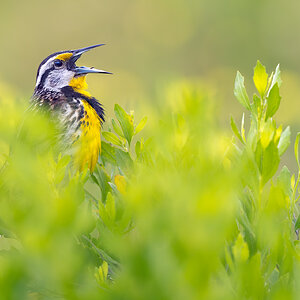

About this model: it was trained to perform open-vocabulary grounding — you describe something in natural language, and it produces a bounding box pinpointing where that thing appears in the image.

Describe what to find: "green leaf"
[224,245,234,271]
[236,196,256,255]
[278,126,291,156]
[255,141,263,173]
[134,138,153,165]
[295,132,300,168]
[291,174,295,190]
[230,116,244,144]
[102,131,123,147]
[97,261,109,283]
[268,269,280,287]
[115,149,134,173]
[114,104,135,145]
[56,154,71,171]
[111,118,123,137]
[266,83,281,119]
[98,201,109,226]
[95,166,111,203]
[253,60,268,98]
[101,141,116,165]
[234,71,251,110]
[295,215,300,231]
[98,193,117,230]
[251,94,261,116]
[232,233,249,263]
[100,261,109,281]
[241,113,246,142]
[260,119,275,149]
[269,64,282,90]
[135,116,147,135]
[247,117,258,152]
[261,141,280,185]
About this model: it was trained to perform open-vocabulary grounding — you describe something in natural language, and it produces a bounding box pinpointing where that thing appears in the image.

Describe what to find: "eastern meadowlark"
[32,44,111,172]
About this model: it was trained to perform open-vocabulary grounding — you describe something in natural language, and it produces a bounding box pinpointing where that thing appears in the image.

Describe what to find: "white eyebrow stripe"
[35,56,57,87]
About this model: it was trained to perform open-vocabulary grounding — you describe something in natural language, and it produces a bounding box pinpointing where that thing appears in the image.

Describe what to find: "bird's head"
[34,44,111,94]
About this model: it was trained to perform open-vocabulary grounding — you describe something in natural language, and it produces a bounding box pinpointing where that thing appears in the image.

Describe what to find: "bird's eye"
[54,59,63,68]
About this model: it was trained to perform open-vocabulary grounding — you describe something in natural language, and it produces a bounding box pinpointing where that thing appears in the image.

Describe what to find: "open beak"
[70,44,112,76]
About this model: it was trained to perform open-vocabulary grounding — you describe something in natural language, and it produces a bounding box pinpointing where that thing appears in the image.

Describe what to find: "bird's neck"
[33,75,91,99]
[32,78,105,123]
[68,76,92,98]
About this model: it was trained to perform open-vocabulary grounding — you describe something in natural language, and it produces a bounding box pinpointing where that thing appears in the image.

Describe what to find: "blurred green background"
[0,0,300,164]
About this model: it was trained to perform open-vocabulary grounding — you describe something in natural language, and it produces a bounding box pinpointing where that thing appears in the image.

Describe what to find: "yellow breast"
[73,100,101,172]
[69,76,102,172]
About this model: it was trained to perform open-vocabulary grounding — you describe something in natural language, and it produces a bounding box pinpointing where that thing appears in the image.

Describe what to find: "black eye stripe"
[37,66,55,90]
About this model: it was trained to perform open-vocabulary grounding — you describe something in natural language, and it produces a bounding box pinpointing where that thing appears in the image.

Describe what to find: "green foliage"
[253,60,268,98]
[234,71,251,110]
[1,62,300,299]
[228,61,300,300]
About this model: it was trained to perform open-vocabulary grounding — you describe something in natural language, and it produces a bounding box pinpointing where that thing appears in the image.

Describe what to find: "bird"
[32,44,111,172]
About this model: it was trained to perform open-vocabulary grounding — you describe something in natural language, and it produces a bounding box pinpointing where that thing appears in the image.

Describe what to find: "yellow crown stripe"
[56,52,73,61]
